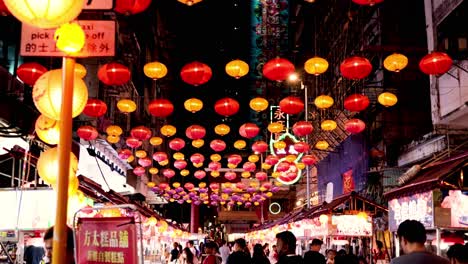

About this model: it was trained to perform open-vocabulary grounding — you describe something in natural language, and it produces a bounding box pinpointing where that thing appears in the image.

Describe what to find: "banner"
[388,191,434,231]
[76,217,138,264]
[342,169,355,194]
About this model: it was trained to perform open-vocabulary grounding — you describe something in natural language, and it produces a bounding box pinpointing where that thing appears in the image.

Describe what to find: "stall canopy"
[384,152,468,200]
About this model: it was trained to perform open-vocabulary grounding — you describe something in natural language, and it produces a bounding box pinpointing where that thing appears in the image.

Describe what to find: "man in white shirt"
[219,240,231,264]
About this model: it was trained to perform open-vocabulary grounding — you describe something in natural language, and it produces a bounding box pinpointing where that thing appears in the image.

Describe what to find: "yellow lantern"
[241,171,251,178]
[199,182,206,188]
[285,155,297,162]
[4,0,84,29]
[315,140,329,150]
[159,160,169,166]
[184,98,203,113]
[35,115,60,145]
[192,139,204,148]
[314,95,334,109]
[211,171,220,177]
[273,141,286,149]
[304,57,329,75]
[107,135,120,144]
[383,53,408,72]
[254,202,260,206]
[272,172,280,178]
[117,99,137,113]
[225,59,249,79]
[210,154,221,162]
[249,97,269,112]
[37,147,78,185]
[194,162,203,168]
[173,182,181,188]
[268,122,284,133]
[262,163,272,170]
[321,120,337,131]
[249,182,258,187]
[145,216,158,226]
[160,125,177,137]
[147,182,156,188]
[181,169,190,176]
[144,61,168,80]
[150,136,163,146]
[149,167,159,175]
[248,154,259,163]
[127,155,135,163]
[296,162,306,170]
[177,0,203,6]
[357,211,368,219]
[75,63,87,78]
[378,92,398,107]
[33,69,88,120]
[214,124,230,136]
[106,125,123,136]
[173,152,185,160]
[274,181,282,187]
[319,214,329,224]
[266,192,273,198]
[135,150,147,158]
[54,22,85,54]
[227,163,237,169]
[57,175,79,196]
[234,140,246,150]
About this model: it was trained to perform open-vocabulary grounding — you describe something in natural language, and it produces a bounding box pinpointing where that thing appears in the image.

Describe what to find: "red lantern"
[16,62,47,86]
[210,139,226,152]
[252,141,268,153]
[224,172,237,181]
[185,125,206,140]
[208,161,221,171]
[255,172,267,181]
[98,62,131,86]
[190,153,204,164]
[180,61,212,86]
[138,157,152,167]
[262,58,295,82]
[345,118,366,134]
[293,142,310,153]
[153,152,168,162]
[340,56,372,80]
[126,137,142,148]
[352,0,383,5]
[194,170,206,180]
[214,98,240,117]
[227,154,242,165]
[133,166,146,176]
[169,138,186,151]
[265,155,279,165]
[344,94,370,112]
[131,126,152,141]
[242,162,256,172]
[118,149,132,160]
[302,154,317,166]
[148,99,174,117]
[163,169,175,179]
[174,160,188,170]
[114,0,151,15]
[239,123,260,139]
[276,161,291,172]
[0,0,10,15]
[419,52,453,75]
[77,126,98,141]
[83,99,107,117]
[292,121,313,137]
[279,96,304,115]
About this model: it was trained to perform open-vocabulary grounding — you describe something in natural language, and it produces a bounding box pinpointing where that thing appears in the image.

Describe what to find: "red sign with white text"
[76,217,138,264]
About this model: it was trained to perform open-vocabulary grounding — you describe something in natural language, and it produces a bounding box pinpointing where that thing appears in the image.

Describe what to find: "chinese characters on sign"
[388,191,434,232]
[270,106,289,137]
[76,217,138,264]
[441,190,468,228]
[331,215,372,237]
[20,20,115,57]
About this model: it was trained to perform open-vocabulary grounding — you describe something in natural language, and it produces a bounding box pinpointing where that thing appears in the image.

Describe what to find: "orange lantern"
[149,167,159,175]
[234,140,246,150]
[160,125,177,137]
[37,147,78,185]
[315,141,329,150]
[135,150,147,158]
[150,136,164,146]
[268,122,284,133]
[321,120,337,131]
[33,69,88,120]
[180,169,190,176]
[177,0,203,6]
[304,56,329,75]
[117,99,137,113]
[147,182,156,188]
[249,97,269,112]
[74,63,87,78]
[314,95,334,109]
[378,92,398,107]
[210,154,221,162]
[214,124,230,136]
[106,125,123,136]
[173,152,185,160]
[192,139,204,148]
[144,61,168,80]
[184,98,203,113]
[225,59,249,79]
[35,115,60,145]
[384,53,408,72]
[107,135,120,144]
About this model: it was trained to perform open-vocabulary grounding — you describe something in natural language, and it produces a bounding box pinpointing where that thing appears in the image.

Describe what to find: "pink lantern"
[190,153,205,164]
[262,182,272,190]
[169,138,186,151]
[208,161,221,171]
[174,160,188,170]
[228,154,242,165]
[293,142,310,153]
[130,126,152,141]
[163,169,175,179]
[239,123,260,139]
[302,154,317,166]
[194,170,206,180]
[276,161,291,172]
[185,125,206,140]
[138,157,152,167]
[345,118,366,134]
[252,141,268,153]
[184,183,195,191]
[292,121,313,137]
[133,166,145,176]
[242,162,256,172]
[126,137,142,148]
[210,139,226,152]
[209,183,219,190]
[265,155,279,165]
[236,183,246,190]
[224,172,237,181]
[255,172,268,181]
[118,149,132,160]
[159,183,169,190]
[152,152,168,162]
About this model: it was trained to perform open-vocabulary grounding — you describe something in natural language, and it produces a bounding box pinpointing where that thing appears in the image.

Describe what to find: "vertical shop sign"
[76,217,138,264]
[342,169,355,194]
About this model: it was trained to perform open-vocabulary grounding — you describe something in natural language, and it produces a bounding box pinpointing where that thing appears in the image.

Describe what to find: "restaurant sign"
[331,215,372,237]
[76,217,138,264]
[388,190,434,231]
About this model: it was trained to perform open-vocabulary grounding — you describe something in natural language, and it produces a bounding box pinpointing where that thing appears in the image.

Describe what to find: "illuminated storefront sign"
[441,190,468,228]
[331,215,372,237]
[388,190,434,231]
[296,218,328,238]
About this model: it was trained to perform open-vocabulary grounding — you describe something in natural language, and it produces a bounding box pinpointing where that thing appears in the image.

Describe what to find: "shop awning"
[384,153,468,200]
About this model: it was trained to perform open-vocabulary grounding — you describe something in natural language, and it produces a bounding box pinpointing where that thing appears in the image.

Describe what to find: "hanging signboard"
[331,215,372,237]
[83,0,113,10]
[76,217,138,264]
[388,190,434,232]
[20,20,115,57]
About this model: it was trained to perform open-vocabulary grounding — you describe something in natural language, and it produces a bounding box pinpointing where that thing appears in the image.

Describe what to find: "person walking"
[252,244,270,264]
[203,241,222,264]
[227,238,251,264]
[390,220,449,264]
[303,239,325,264]
[275,231,303,264]
[219,240,231,264]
